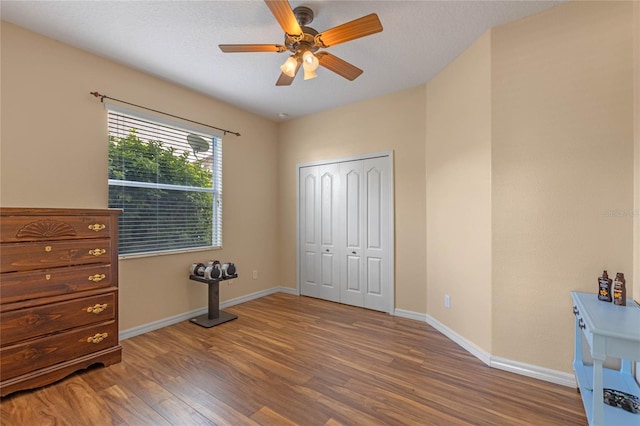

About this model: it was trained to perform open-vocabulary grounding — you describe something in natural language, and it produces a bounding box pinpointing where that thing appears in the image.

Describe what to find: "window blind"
[107,110,222,255]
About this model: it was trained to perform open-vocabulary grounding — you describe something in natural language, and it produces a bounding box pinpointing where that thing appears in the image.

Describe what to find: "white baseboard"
[424,313,492,366]
[119,306,208,341]
[394,308,427,322]
[120,292,576,388]
[119,286,296,341]
[275,286,299,296]
[396,309,576,388]
[490,356,576,388]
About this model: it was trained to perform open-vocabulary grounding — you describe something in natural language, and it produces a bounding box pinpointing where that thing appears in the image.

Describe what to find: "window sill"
[118,245,222,260]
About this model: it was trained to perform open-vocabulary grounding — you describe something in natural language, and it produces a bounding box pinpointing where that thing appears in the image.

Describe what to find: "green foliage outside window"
[108,130,215,254]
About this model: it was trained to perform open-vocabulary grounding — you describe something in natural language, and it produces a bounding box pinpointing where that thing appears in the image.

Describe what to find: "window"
[107,108,222,256]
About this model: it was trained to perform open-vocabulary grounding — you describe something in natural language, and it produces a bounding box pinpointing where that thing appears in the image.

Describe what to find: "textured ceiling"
[1,0,565,121]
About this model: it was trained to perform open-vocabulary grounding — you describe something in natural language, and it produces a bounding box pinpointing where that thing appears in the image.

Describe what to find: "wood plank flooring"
[1,293,587,425]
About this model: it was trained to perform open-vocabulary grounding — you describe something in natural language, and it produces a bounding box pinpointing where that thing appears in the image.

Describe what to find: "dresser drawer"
[0,215,113,243]
[0,264,113,304]
[1,293,116,346]
[0,239,111,273]
[0,321,117,381]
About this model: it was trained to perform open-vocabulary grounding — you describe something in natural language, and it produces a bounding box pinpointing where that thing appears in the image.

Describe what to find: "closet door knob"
[352,251,356,254]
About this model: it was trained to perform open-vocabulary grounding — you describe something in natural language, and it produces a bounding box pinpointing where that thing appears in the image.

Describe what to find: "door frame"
[296,151,395,314]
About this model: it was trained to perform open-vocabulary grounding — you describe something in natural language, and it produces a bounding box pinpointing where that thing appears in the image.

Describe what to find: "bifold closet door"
[339,157,391,312]
[299,155,392,313]
[362,156,391,312]
[299,164,341,303]
[339,160,365,307]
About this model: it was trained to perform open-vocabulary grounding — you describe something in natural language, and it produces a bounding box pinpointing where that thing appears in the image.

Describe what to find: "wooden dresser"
[0,207,121,396]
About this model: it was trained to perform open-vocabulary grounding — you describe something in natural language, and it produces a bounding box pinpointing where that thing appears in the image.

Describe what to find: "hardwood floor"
[1,293,586,425]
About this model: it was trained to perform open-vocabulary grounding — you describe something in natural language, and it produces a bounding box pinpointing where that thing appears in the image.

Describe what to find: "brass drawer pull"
[88,274,106,282]
[88,248,107,256]
[86,303,108,314]
[88,223,106,232]
[45,246,52,252]
[86,333,108,344]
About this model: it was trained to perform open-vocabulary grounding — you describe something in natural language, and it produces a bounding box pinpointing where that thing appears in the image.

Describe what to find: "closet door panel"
[345,170,361,248]
[320,172,335,246]
[316,165,340,302]
[366,167,382,249]
[339,161,365,307]
[300,167,321,298]
[363,157,391,312]
[345,166,364,301]
[299,164,341,302]
[304,252,317,285]
[346,255,361,292]
[367,257,382,295]
[321,252,335,286]
[304,174,317,245]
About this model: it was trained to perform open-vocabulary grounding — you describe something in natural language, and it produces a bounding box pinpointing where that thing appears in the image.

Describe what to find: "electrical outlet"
[444,294,450,309]
[252,270,258,280]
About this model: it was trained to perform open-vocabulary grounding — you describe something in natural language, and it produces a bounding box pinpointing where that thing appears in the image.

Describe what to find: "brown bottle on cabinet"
[597,270,612,302]
[612,272,626,306]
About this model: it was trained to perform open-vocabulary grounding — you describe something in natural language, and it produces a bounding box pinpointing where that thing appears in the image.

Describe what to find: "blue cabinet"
[571,291,640,425]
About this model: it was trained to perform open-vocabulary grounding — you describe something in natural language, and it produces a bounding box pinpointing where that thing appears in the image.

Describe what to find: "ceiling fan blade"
[276,61,301,86]
[318,13,383,47]
[264,0,302,35]
[219,44,286,53]
[317,52,363,81]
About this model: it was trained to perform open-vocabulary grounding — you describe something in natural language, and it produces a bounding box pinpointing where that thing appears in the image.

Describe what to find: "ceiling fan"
[219,0,383,86]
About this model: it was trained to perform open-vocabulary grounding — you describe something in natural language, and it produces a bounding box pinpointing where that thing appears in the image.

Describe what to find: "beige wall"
[634,0,640,387]
[425,32,493,353]
[1,0,636,378]
[277,87,427,314]
[634,0,640,302]
[0,22,281,330]
[491,1,634,371]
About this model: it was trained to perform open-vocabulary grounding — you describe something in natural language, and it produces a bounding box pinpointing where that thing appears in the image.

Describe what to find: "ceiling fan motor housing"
[293,6,314,26]
[284,26,320,55]
[284,6,322,55]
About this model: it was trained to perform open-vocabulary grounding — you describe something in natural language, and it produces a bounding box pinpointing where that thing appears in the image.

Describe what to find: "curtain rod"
[90,91,240,137]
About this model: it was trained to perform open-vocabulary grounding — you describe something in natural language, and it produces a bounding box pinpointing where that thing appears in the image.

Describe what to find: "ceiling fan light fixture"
[303,68,318,80]
[302,50,319,72]
[280,56,298,77]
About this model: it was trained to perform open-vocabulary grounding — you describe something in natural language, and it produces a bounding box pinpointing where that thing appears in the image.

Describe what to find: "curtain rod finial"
[90,91,105,102]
